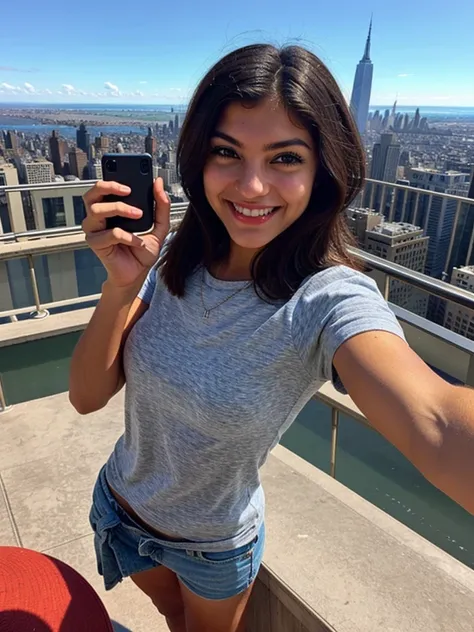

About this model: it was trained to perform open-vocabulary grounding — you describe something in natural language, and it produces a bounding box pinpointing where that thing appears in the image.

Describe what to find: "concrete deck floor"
[2,391,474,632]
[0,391,167,631]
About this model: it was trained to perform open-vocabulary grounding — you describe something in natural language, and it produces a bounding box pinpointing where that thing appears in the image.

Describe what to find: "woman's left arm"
[333,330,474,515]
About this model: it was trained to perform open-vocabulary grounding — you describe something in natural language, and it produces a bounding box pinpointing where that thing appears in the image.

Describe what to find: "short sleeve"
[291,266,406,393]
[138,267,157,304]
[137,230,175,305]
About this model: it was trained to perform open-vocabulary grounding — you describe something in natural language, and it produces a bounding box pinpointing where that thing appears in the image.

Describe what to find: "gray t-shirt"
[106,238,405,551]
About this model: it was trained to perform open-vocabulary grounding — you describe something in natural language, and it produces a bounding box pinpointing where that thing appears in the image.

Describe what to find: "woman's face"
[203,99,317,254]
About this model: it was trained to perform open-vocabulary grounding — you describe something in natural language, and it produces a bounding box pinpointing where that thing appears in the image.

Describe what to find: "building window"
[42,197,66,229]
[73,196,86,225]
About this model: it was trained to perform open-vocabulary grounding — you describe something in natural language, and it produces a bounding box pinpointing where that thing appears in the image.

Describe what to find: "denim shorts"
[89,466,265,601]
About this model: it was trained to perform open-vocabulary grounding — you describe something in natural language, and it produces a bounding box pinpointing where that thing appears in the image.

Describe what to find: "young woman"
[69,44,474,632]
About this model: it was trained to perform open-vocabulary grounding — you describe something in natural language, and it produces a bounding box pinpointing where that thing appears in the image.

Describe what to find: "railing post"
[330,408,339,478]
[413,191,421,226]
[383,274,391,301]
[0,375,11,413]
[27,254,49,319]
[466,354,474,389]
[369,182,376,211]
[445,199,462,274]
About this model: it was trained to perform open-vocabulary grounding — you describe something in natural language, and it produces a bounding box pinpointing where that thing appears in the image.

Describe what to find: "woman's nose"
[235,166,270,198]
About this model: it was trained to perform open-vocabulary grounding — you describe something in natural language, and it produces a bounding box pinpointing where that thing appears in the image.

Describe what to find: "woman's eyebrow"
[212,131,311,151]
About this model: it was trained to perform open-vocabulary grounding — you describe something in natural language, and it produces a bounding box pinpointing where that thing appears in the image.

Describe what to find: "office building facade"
[95,133,109,153]
[404,168,470,278]
[0,160,25,233]
[68,148,88,179]
[22,160,54,184]
[444,266,474,340]
[346,208,429,316]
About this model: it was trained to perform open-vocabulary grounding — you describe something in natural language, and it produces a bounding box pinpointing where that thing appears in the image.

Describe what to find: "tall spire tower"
[350,18,374,135]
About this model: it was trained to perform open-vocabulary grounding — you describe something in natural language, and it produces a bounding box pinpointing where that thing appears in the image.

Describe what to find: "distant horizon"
[1,102,473,110]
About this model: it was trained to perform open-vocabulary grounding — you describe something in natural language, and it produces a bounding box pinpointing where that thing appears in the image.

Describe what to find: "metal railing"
[1,216,473,321]
[351,248,474,310]
[1,178,474,415]
[0,377,8,413]
[362,178,474,274]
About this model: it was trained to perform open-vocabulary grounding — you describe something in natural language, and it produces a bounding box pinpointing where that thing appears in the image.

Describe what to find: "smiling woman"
[71,42,474,632]
[162,44,365,299]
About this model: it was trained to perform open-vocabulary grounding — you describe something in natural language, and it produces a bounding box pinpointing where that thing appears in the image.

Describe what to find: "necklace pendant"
[203,309,211,319]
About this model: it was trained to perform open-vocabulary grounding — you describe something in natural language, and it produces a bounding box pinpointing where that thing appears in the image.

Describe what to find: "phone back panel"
[102,153,154,233]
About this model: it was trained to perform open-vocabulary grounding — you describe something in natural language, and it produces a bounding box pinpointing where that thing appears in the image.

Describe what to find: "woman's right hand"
[82,177,170,289]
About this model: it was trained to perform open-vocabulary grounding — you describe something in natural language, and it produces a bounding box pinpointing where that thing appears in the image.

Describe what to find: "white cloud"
[24,82,35,93]
[397,73,413,78]
[1,82,18,91]
[43,88,53,95]
[104,81,120,95]
[139,81,147,85]
[132,90,144,97]
[61,83,76,95]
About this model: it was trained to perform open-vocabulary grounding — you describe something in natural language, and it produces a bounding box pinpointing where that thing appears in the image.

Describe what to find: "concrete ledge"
[255,445,474,632]
[0,233,87,260]
[0,308,94,347]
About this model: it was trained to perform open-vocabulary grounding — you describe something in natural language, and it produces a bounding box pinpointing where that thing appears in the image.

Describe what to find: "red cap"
[0,547,114,631]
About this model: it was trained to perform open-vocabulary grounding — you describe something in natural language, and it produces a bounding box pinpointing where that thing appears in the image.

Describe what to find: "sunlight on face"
[203,99,317,255]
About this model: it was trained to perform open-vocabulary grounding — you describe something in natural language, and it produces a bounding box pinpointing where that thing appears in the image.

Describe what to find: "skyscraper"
[350,18,374,135]
[3,131,19,153]
[68,148,88,179]
[365,133,401,215]
[412,108,421,130]
[95,133,109,153]
[76,123,90,155]
[145,127,157,156]
[174,114,179,135]
[49,130,68,175]
[370,133,400,182]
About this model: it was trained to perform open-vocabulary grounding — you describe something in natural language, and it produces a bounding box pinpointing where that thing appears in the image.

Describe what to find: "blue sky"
[1,0,473,106]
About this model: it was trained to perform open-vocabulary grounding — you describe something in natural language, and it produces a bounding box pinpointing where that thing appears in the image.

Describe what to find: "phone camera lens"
[105,159,117,173]
[140,159,150,175]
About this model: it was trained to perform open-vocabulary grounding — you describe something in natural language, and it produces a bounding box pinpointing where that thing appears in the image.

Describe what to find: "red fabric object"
[0,547,114,631]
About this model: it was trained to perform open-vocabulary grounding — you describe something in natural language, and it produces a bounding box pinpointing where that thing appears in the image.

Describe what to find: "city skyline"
[1,0,474,107]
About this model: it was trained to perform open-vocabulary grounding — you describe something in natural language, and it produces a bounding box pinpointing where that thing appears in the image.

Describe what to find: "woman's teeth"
[232,203,276,217]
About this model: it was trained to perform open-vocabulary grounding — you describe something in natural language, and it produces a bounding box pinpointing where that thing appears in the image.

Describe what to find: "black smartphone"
[102,153,154,233]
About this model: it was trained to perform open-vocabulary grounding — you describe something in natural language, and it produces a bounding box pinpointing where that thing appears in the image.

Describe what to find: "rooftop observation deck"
[2,391,474,631]
[1,180,474,630]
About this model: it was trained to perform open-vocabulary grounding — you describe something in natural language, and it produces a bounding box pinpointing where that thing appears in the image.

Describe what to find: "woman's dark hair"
[159,43,365,302]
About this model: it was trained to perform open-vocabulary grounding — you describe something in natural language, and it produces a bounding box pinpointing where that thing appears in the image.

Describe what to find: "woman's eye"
[211,146,239,159]
[272,152,304,166]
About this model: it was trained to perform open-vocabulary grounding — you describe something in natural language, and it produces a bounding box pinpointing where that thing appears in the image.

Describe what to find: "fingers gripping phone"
[102,153,154,233]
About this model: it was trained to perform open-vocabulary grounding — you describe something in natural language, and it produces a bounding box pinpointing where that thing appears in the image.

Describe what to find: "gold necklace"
[200,266,252,320]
